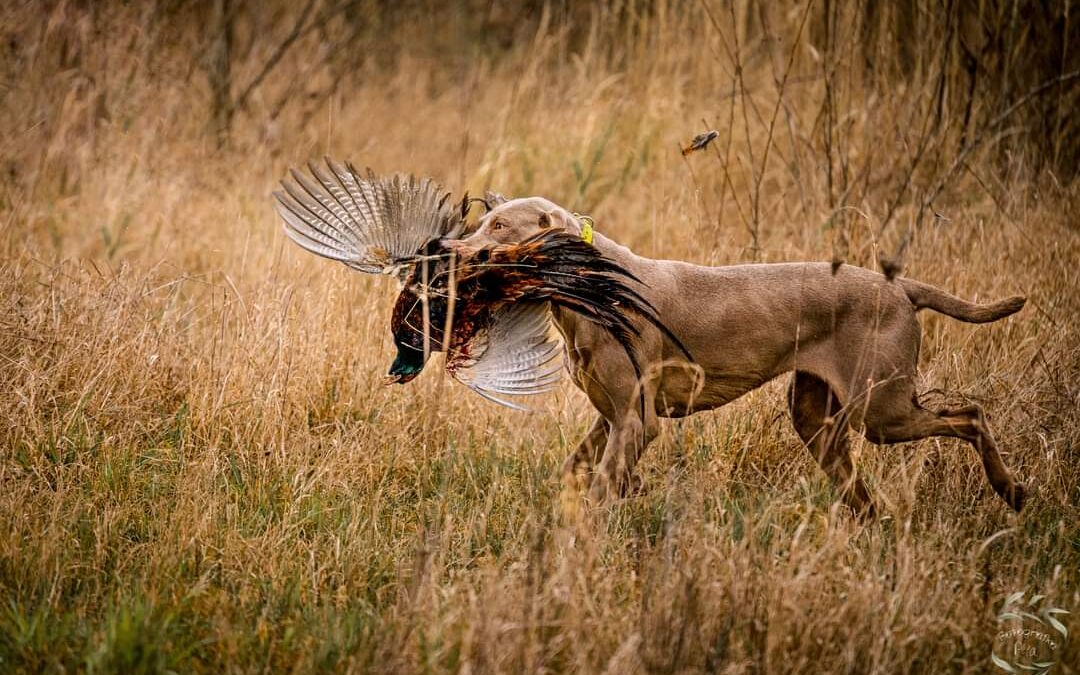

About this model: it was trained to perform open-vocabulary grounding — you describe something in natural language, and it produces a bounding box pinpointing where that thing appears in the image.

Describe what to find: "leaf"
[1005,591,1026,607]
[991,652,1017,673]
[1028,594,1044,606]
[999,611,1025,622]
[1044,614,1067,640]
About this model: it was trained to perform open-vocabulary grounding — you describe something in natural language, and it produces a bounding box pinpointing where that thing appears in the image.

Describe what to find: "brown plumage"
[387,231,691,408]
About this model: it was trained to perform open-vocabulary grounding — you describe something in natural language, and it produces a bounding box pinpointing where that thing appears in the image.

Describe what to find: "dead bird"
[273,158,682,409]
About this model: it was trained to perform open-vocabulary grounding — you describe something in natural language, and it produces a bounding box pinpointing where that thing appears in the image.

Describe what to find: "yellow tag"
[577,215,594,245]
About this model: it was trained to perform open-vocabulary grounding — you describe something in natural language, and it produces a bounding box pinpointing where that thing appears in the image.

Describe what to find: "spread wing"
[273,158,464,275]
[445,303,563,411]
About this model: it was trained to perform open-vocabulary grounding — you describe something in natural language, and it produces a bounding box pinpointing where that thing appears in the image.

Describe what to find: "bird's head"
[384,342,427,385]
[384,264,450,385]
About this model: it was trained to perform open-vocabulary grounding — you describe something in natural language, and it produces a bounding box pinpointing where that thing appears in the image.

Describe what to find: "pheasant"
[273,158,679,409]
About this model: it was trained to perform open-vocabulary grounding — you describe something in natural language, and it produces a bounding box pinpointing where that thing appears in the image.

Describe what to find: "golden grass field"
[1,1,1077,672]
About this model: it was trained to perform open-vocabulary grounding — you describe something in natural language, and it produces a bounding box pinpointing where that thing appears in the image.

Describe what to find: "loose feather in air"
[681,129,719,156]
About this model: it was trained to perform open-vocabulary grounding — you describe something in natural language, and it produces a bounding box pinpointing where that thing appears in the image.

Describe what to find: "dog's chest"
[550,309,593,386]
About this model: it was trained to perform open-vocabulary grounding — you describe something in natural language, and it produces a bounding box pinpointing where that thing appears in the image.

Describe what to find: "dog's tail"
[899,279,1025,323]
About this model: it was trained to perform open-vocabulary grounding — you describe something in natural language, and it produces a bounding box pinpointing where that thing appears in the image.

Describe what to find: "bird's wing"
[273,158,464,276]
[446,303,563,411]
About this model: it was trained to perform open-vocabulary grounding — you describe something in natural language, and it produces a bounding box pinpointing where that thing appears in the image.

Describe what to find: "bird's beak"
[384,353,424,385]
[384,371,420,385]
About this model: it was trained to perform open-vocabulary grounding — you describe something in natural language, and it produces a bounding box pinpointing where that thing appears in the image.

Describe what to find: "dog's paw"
[1006,482,1028,512]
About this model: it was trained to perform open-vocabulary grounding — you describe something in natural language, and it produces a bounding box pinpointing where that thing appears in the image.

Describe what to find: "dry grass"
[1,1,1078,673]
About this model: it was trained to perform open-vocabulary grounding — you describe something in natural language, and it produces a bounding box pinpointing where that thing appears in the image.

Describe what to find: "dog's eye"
[491,220,505,231]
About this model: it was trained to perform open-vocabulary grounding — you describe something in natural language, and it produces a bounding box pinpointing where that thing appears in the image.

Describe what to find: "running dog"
[461,196,1027,515]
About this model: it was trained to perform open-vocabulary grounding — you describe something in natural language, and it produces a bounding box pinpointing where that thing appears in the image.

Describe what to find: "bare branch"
[232,0,318,114]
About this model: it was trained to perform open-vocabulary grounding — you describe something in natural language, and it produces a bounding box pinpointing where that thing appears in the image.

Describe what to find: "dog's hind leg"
[863,399,1026,512]
[560,415,610,490]
[788,371,876,518]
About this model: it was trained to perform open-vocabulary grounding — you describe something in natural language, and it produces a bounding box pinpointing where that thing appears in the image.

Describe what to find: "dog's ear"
[538,209,580,234]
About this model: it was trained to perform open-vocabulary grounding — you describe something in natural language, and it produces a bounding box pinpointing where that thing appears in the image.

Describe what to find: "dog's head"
[461,195,588,247]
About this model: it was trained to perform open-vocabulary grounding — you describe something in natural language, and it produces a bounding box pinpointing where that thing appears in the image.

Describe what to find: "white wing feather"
[448,303,564,411]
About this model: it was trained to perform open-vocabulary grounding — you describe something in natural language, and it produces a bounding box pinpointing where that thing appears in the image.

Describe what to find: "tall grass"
[1,1,1077,672]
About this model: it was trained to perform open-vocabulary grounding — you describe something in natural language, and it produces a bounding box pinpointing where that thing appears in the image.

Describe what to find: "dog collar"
[575,213,595,245]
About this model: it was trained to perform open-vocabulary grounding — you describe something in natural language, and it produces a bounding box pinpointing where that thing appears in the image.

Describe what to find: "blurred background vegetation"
[4,0,1077,199]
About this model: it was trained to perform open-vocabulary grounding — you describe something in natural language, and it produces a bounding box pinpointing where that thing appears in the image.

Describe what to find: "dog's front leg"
[587,409,658,503]
[560,415,609,490]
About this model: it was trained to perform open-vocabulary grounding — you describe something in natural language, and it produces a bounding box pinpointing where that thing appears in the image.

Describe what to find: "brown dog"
[462,196,1027,515]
